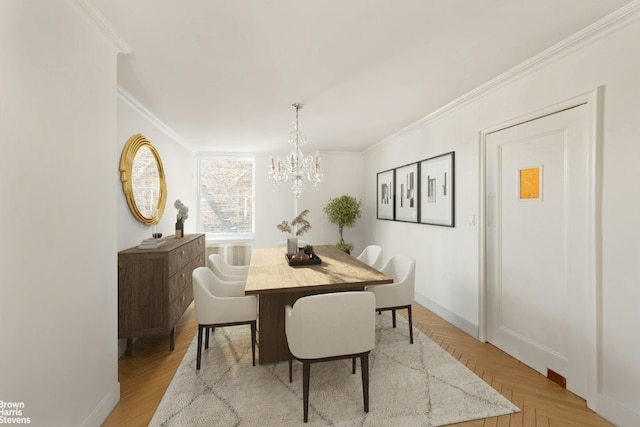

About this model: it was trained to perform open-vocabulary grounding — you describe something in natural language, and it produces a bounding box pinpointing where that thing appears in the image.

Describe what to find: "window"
[198,156,255,236]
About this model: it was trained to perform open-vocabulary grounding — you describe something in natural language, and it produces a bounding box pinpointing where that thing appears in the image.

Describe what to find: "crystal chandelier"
[269,103,323,198]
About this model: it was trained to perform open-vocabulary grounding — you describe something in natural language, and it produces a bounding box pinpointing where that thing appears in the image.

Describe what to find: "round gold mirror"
[119,134,167,225]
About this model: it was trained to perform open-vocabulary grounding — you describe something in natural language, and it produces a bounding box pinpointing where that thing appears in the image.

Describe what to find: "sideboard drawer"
[169,283,193,328]
[168,254,205,302]
[167,235,205,276]
[168,264,190,302]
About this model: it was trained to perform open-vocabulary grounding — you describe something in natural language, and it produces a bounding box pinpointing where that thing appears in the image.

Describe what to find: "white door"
[485,104,591,399]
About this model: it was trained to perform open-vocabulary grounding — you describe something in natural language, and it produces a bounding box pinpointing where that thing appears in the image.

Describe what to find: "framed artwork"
[420,151,455,227]
[376,169,395,220]
[395,162,419,223]
[519,165,543,201]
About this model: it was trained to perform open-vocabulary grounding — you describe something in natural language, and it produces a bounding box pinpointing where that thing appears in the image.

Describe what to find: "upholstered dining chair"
[355,245,384,270]
[365,255,416,343]
[192,266,257,370]
[285,291,376,422]
[207,253,249,281]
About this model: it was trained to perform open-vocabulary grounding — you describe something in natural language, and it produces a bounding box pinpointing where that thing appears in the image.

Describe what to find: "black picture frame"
[394,162,419,223]
[376,169,395,220]
[419,151,455,227]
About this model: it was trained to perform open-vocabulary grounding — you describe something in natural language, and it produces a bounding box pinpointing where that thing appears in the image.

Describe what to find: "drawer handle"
[181,273,185,279]
[181,250,185,255]
[181,295,185,302]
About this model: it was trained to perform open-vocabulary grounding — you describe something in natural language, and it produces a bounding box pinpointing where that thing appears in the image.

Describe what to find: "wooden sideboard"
[118,234,205,355]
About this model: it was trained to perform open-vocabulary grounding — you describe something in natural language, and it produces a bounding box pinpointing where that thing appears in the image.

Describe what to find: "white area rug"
[150,313,519,426]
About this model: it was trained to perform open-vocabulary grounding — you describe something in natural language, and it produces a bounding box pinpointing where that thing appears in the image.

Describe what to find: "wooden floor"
[103,302,614,426]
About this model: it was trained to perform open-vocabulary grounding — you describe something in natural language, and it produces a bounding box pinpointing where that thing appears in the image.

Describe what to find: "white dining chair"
[192,266,257,369]
[355,245,383,270]
[207,253,249,281]
[285,291,376,422]
[365,255,416,343]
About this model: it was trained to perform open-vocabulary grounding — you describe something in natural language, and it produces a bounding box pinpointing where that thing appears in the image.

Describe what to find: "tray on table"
[285,252,322,267]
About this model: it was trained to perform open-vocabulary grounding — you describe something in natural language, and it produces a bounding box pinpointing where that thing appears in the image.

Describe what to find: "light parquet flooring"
[103,302,613,426]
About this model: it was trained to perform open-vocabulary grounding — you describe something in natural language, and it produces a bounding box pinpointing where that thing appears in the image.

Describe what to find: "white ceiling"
[90,0,632,154]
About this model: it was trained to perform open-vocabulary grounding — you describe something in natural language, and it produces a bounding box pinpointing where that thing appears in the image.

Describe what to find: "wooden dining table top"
[245,245,393,295]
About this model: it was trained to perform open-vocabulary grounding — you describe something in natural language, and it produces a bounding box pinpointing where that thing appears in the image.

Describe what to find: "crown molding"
[369,0,640,150]
[117,85,195,153]
[72,0,132,54]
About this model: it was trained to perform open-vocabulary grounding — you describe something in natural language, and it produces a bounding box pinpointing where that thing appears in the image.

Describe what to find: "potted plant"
[323,194,362,254]
[277,210,311,255]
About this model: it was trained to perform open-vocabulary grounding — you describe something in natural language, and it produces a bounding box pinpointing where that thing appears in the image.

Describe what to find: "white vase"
[287,237,298,256]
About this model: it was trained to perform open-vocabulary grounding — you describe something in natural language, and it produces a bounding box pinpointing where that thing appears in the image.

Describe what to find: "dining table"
[245,244,393,364]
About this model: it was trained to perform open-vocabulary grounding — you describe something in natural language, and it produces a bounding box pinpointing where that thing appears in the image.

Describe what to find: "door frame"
[478,87,602,409]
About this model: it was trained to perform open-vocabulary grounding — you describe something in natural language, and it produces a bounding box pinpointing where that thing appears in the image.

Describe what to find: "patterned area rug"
[150,313,519,426]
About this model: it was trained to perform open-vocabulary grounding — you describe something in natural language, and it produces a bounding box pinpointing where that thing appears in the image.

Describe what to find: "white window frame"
[197,154,255,240]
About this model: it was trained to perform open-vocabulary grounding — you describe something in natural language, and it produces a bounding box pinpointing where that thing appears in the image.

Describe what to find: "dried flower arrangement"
[174,200,189,224]
[277,209,311,237]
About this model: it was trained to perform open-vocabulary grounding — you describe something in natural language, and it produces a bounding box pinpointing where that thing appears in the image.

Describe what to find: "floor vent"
[547,369,567,388]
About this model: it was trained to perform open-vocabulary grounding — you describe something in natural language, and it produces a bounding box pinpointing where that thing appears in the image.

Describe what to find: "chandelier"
[269,103,323,198]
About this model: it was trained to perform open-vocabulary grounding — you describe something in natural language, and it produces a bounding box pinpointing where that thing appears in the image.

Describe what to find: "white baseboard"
[596,393,640,427]
[81,381,120,427]
[414,292,479,339]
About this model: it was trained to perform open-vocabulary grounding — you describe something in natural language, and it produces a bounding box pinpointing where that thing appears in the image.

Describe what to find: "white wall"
[0,1,120,426]
[116,91,197,251]
[253,151,366,252]
[364,5,640,426]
